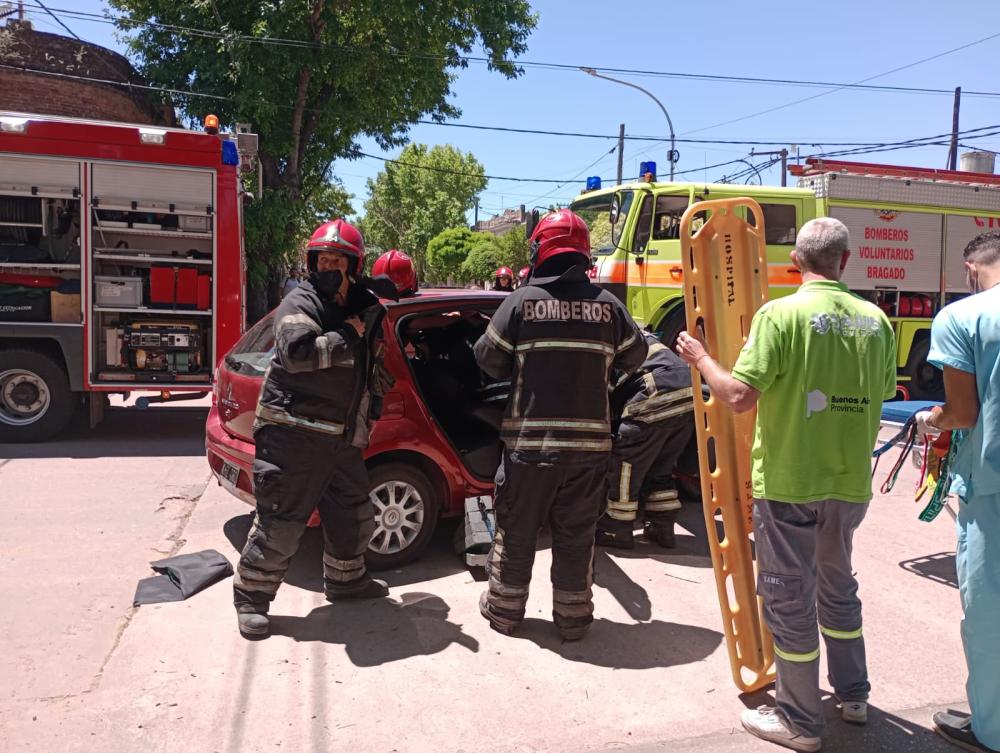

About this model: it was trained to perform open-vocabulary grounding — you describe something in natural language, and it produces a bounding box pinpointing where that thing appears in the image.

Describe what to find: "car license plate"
[220,460,240,491]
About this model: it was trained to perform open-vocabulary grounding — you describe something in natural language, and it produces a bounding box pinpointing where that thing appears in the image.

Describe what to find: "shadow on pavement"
[900,551,959,589]
[595,548,652,622]
[735,689,956,753]
[0,406,208,459]
[511,616,723,669]
[223,513,470,591]
[268,592,479,665]
[593,502,714,569]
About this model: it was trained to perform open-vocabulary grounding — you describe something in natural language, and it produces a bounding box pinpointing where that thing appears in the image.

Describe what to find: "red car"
[206,290,510,569]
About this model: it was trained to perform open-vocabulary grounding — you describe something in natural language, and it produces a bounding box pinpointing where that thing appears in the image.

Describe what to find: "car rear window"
[226,315,274,375]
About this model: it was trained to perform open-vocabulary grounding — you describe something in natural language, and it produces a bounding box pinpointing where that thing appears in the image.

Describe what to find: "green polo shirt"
[731,280,897,503]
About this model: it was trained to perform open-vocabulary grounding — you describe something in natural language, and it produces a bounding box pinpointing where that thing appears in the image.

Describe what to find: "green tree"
[425,226,485,283]
[360,144,487,276]
[108,0,535,320]
[493,225,531,271]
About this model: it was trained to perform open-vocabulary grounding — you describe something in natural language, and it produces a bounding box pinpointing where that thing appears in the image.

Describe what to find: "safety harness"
[872,417,963,522]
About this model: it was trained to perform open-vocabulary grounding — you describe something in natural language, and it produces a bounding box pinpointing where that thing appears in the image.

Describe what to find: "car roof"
[386,288,508,306]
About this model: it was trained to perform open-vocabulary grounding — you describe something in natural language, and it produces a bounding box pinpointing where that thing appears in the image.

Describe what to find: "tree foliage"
[459,225,531,283]
[108,0,535,319]
[360,144,487,276]
[425,226,484,283]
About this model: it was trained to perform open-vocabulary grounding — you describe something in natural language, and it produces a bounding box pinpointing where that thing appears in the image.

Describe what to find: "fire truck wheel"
[0,349,75,442]
[364,462,440,570]
[902,337,944,402]
[656,305,687,349]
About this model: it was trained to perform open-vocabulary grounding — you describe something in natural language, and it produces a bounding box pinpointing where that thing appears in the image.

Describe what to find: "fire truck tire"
[0,349,75,442]
[902,337,944,402]
[656,305,688,348]
[364,462,440,571]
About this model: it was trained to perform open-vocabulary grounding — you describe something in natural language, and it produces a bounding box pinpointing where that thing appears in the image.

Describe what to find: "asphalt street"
[0,402,970,752]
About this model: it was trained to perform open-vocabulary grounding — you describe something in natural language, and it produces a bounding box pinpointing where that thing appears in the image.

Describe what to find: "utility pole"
[749,148,789,187]
[616,123,625,184]
[947,87,961,171]
[473,197,479,229]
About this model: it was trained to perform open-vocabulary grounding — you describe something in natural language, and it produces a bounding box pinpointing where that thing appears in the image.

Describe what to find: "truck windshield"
[571,190,634,255]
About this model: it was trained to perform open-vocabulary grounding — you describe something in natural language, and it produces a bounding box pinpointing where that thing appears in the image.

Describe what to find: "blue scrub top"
[928,284,1000,499]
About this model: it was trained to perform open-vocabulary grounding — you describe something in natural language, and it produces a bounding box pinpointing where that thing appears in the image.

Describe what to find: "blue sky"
[29,1,1000,222]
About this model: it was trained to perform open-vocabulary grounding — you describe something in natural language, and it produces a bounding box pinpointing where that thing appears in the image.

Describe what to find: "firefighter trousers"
[956,491,1000,750]
[484,449,610,638]
[233,423,376,612]
[605,416,694,523]
[753,498,870,738]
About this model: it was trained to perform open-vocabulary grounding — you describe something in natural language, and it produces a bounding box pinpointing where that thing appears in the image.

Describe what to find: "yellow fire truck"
[570,158,1000,400]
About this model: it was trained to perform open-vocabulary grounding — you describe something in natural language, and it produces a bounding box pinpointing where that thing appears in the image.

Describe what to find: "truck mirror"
[610,194,621,225]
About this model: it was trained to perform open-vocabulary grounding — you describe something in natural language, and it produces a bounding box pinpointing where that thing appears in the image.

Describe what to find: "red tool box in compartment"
[150,267,209,309]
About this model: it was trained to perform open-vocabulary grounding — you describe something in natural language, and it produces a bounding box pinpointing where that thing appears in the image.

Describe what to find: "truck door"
[627,191,655,321]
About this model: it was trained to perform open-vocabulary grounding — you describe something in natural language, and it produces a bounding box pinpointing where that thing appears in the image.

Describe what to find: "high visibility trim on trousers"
[774,644,821,663]
[485,324,514,353]
[618,462,632,509]
[255,403,345,436]
[645,489,680,511]
[820,625,863,640]
[606,498,638,521]
[622,388,694,419]
[502,418,611,432]
[515,339,616,356]
[505,437,612,452]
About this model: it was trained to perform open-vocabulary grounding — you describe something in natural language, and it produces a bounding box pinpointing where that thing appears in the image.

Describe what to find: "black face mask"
[313,269,344,299]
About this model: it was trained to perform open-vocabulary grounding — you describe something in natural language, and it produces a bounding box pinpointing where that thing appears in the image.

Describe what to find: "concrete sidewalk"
[1,426,970,753]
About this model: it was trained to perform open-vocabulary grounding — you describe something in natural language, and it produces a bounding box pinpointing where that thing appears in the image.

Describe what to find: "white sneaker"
[840,701,867,725]
[741,706,822,752]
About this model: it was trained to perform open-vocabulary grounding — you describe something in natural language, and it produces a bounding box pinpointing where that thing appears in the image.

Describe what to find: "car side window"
[755,203,798,245]
[652,195,689,240]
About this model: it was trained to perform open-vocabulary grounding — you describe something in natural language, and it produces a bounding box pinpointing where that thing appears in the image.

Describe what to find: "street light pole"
[581,67,677,180]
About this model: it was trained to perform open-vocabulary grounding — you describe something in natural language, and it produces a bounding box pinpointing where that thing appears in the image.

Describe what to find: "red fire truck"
[0,111,254,441]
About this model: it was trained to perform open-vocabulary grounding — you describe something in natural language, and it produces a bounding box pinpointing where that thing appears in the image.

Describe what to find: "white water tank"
[960,151,996,174]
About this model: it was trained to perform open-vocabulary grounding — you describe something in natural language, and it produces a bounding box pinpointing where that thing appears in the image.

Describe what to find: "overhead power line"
[19,2,1000,100]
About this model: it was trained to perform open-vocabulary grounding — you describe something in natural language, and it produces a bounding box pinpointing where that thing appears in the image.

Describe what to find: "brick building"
[0,20,176,125]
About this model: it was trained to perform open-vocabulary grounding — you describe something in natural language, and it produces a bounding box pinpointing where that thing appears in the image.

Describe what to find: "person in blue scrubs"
[916,231,1000,753]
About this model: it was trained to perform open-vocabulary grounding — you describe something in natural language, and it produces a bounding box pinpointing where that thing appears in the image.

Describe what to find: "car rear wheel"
[0,349,75,442]
[365,462,440,570]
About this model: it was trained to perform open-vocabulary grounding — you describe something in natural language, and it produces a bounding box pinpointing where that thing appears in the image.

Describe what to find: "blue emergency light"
[639,161,657,179]
[221,140,239,166]
[586,176,602,191]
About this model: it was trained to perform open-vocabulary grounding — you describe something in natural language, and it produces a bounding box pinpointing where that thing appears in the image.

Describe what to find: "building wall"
[0,23,176,125]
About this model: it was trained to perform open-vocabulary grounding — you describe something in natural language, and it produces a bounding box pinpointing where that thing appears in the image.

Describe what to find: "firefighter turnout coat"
[254,278,389,448]
[474,265,648,463]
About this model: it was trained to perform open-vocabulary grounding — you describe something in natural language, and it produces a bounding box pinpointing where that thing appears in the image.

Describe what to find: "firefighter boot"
[236,607,270,639]
[644,510,678,549]
[325,575,389,602]
[595,514,635,549]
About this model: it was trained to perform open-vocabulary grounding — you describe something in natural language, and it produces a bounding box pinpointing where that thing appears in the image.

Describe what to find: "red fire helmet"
[529,209,590,268]
[372,249,418,296]
[517,266,530,281]
[306,219,365,274]
[495,266,514,280]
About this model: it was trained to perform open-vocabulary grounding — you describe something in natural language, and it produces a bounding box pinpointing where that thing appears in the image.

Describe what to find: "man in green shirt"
[676,217,896,752]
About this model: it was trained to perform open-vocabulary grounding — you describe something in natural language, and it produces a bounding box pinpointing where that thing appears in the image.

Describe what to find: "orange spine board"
[680,198,776,693]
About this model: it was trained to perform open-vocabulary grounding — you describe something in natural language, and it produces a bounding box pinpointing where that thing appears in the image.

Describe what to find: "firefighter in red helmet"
[516,266,531,287]
[474,209,647,640]
[233,218,393,638]
[372,249,419,298]
[493,266,515,292]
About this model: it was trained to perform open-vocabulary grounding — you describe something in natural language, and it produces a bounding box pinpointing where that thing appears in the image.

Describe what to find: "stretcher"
[874,400,957,521]
[681,197,775,693]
